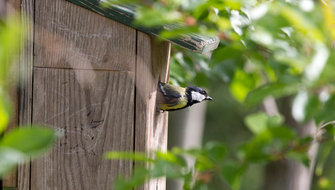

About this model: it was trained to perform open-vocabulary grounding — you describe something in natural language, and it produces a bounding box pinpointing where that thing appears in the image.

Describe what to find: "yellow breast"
[158,95,188,111]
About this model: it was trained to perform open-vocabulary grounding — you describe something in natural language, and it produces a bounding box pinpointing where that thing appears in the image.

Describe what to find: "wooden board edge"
[65,0,219,54]
[2,0,21,187]
[17,0,35,189]
[134,31,170,190]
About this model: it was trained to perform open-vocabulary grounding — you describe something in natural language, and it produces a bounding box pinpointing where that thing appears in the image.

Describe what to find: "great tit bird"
[156,82,213,112]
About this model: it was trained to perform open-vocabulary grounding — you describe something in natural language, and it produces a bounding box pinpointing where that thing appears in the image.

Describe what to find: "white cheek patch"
[191,91,206,102]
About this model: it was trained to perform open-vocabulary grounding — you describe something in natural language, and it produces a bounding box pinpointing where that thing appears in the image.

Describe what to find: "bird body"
[156,82,212,112]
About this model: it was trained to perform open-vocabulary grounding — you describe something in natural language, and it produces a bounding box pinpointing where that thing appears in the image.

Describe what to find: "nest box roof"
[65,0,219,54]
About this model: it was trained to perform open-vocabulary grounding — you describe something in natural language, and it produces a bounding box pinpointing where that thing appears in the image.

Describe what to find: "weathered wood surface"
[135,32,170,190]
[34,0,136,70]
[65,0,219,54]
[31,68,135,190]
[6,0,21,16]
[13,1,171,189]
[18,0,35,189]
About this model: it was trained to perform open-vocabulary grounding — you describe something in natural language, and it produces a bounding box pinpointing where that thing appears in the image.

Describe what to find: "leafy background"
[2,0,335,190]
[104,0,335,189]
[0,11,57,178]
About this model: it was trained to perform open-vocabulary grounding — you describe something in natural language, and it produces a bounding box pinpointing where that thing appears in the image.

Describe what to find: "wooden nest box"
[3,0,219,189]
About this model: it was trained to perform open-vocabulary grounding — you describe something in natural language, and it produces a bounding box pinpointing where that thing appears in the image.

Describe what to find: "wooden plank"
[0,2,4,19]
[2,0,21,187]
[6,0,21,16]
[65,0,219,54]
[135,32,170,190]
[18,0,35,189]
[31,68,134,190]
[34,0,136,70]
[2,86,19,187]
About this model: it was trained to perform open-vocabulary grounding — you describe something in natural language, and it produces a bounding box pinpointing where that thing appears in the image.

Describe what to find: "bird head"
[186,86,213,105]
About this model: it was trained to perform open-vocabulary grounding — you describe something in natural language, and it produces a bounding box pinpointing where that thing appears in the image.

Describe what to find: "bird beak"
[206,96,213,101]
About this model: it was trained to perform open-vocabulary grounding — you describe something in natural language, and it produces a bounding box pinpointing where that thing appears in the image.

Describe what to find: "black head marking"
[187,86,207,94]
[186,86,212,106]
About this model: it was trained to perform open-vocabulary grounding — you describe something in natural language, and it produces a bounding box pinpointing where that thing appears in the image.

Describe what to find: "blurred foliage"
[103,0,335,189]
[106,142,234,190]
[0,14,57,177]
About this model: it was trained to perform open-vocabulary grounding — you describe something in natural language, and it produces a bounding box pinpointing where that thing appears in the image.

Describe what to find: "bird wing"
[156,82,184,106]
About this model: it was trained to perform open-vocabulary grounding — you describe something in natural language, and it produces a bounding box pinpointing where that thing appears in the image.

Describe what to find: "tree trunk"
[262,97,318,190]
[167,102,208,190]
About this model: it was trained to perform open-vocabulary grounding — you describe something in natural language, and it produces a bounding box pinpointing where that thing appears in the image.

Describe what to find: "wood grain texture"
[65,0,219,54]
[135,32,170,190]
[34,0,136,71]
[31,68,134,190]
[18,0,35,189]
[6,0,21,16]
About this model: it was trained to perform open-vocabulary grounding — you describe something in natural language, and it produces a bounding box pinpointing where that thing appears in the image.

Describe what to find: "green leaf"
[0,147,27,176]
[156,150,187,167]
[286,151,310,167]
[0,15,24,82]
[204,141,227,162]
[230,69,258,103]
[173,147,214,171]
[0,127,57,157]
[220,161,246,190]
[244,112,268,134]
[150,160,169,178]
[0,93,10,134]
[170,57,189,85]
[114,167,149,190]
[114,177,129,190]
[240,125,295,163]
[239,132,272,162]
[192,184,208,190]
[315,141,334,176]
[194,155,215,172]
[0,127,56,176]
[319,50,335,82]
[105,151,152,162]
[277,2,324,42]
[182,171,194,190]
[172,147,215,171]
[267,126,296,140]
[211,46,244,65]
[267,115,284,127]
[135,6,182,27]
[245,82,299,107]
[208,0,242,10]
[159,26,203,39]
[315,95,335,124]
[164,161,189,179]
[193,4,209,20]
